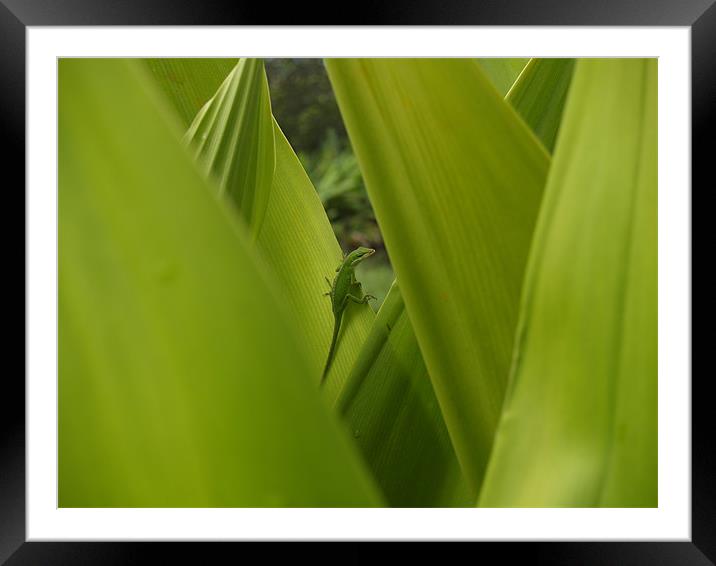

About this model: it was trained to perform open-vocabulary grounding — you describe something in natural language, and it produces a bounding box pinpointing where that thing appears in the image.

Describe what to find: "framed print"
[2,0,708,563]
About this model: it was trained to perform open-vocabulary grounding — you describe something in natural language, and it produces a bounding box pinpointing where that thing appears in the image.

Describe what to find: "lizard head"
[348,246,375,266]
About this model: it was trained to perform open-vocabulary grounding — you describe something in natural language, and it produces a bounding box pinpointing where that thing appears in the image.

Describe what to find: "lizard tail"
[321,319,341,385]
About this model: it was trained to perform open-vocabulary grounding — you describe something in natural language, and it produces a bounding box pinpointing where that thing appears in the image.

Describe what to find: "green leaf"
[335,282,473,506]
[476,58,530,96]
[143,58,375,396]
[59,58,382,507]
[478,59,657,507]
[323,58,564,506]
[326,58,550,494]
[507,58,576,152]
[256,123,376,394]
[143,58,239,128]
[183,59,275,239]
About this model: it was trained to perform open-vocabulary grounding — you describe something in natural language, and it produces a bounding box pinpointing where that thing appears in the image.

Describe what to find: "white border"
[27,27,691,540]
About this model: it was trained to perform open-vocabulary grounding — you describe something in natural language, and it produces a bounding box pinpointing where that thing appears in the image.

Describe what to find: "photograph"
[0,0,707,555]
[57,56,657,509]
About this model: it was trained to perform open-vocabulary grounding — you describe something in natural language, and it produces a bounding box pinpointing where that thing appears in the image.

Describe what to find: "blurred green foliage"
[265,59,348,152]
[298,131,377,246]
[266,59,394,306]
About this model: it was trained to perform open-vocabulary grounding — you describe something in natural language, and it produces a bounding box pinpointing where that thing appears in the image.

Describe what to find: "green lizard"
[321,246,376,384]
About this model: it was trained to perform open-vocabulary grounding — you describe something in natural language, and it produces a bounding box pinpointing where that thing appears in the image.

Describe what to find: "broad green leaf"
[335,282,473,506]
[476,58,530,96]
[324,58,566,506]
[256,123,375,395]
[184,59,275,239]
[142,58,239,128]
[478,59,657,507]
[326,59,550,494]
[142,58,375,396]
[158,61,455,499]
[59,58,382,506]
[507,58,576,152]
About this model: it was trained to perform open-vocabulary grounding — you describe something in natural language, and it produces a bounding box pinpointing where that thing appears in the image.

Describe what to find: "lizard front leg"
[323,277,333,297]
[345,293,376,305]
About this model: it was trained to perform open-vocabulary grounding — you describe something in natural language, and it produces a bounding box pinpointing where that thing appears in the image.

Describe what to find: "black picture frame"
[1,1,707,563]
